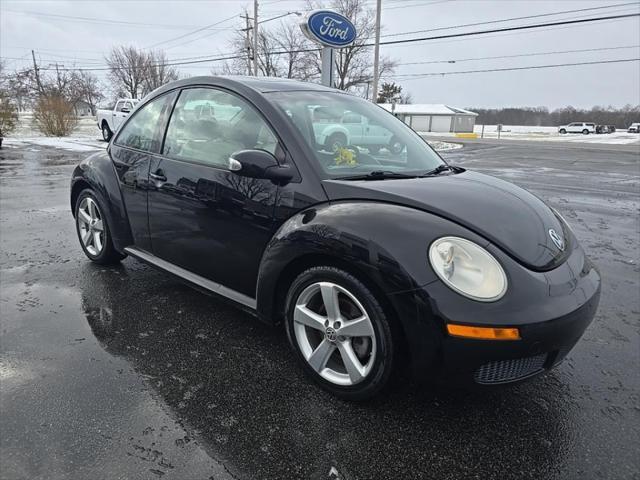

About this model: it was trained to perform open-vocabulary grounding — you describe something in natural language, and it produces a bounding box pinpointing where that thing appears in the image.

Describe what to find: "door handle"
[150,170,167,182]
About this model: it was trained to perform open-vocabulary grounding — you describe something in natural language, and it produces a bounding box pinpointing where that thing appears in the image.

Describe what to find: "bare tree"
[105,46,149,99]
[143,50,179,96]
[220,20,318,79]
[221,0,395,97]
[71,70,104,115]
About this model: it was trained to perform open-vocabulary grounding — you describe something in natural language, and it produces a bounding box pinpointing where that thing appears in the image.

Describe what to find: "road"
[1,139,638,480]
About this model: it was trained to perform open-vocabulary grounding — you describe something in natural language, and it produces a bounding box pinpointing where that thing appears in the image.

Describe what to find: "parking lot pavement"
[1,141,638,480]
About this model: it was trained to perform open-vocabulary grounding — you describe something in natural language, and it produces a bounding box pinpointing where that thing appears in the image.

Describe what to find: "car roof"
[154,75,338,95]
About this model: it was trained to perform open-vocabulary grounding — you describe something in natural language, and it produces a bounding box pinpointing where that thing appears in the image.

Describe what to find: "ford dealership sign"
[300,10,357,48]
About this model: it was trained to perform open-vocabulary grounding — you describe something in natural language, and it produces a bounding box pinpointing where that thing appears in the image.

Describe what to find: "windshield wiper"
[423,164,461,176]
[336,170,418,181]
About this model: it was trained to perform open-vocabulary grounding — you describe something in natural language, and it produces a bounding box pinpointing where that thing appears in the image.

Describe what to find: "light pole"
[253,0,259,76]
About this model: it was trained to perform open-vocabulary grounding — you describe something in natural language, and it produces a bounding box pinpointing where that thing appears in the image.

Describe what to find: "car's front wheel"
[75,189,125,265]
[285,266,395,400]
[102,123,112,142]
[559,128,567,134]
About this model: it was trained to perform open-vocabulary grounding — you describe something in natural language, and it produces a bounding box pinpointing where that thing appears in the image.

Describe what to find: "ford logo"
[301,10,357,48]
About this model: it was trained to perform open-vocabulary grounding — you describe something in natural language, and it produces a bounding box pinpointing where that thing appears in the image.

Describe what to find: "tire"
[388,137,404,154]
[559,129,566,134]
[75,189,125,265]
[325,133,347,152]
[101,123,112,142]
[582,129,589,135]
[284,266,395,401]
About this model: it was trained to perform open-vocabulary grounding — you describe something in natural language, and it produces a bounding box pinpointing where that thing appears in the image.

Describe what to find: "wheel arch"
[70,152,133,253]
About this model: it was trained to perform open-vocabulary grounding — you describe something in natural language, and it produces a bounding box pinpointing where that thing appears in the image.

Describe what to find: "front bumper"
[389,238,601,385]
[440,286,600,385]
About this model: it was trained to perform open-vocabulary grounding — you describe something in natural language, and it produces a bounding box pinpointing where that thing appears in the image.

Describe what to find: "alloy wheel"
[293,282,377,386]
[77,197,105,256]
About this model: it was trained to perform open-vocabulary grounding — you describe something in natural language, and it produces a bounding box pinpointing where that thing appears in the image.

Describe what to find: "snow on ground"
[421,125,640,145]
[425,140,462,151]
[4,115,105,152]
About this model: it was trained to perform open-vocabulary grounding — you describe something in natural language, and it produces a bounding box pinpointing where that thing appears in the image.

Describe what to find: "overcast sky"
[1,0,639,108]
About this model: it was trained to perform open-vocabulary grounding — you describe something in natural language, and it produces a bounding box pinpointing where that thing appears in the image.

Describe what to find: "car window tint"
[163,87,278,169]
[114,93,174,153]
[115,101,124,112]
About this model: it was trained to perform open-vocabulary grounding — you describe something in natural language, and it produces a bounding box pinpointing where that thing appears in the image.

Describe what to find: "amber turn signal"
[446,324,521,340]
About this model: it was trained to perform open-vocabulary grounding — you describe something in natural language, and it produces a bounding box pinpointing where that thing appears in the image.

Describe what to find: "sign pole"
[321,47,334,87]
[371,0,382,102]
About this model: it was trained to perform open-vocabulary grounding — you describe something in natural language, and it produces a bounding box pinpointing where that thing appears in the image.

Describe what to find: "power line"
[381,1,639,38]
[145,13,239,49]
[0,9,237,30]
[396,45,640,66]
[392,58,640,80]
[370,13,640,47]
[34,13,640,72]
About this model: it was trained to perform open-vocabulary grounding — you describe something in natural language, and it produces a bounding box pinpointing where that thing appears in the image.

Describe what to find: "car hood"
[322,170,569,271]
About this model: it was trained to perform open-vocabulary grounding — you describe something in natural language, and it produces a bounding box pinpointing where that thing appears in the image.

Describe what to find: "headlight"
[429,237,507,302]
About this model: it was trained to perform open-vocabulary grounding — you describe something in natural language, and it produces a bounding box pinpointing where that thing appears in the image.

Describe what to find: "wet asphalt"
[0,139,638,480]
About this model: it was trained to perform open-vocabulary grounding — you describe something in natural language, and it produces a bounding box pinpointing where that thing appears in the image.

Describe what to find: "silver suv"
[558,122,596,134]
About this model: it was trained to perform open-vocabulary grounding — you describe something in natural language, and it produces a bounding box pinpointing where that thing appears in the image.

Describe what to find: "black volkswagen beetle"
[70,77,600,400]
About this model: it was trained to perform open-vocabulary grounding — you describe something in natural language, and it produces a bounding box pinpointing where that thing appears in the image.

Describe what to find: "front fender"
[256,201,491,376]
[70,150,133,253]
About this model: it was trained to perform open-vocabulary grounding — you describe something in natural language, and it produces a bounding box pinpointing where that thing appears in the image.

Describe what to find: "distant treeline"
[467,105,640,127]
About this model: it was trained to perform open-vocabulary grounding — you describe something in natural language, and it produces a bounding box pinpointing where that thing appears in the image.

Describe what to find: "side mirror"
[228,149,293,184]
[120,108,130,114]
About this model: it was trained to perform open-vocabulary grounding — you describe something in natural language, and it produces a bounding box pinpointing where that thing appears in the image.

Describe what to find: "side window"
[115,101,124,112]
[342,113,362,124]
[163,88,278,169]
[114,93,174,153]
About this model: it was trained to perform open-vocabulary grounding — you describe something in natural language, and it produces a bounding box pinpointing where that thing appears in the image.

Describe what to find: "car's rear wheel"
[582,129,589,135]
[368,145,380,154]
[102,123,112,142]
[285,266,395,400]
[388,136,404,154]
[559,128,566,134]
[75,189,125,265]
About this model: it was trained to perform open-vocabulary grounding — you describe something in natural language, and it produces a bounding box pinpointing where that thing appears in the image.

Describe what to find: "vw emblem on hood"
[549,228,565,251]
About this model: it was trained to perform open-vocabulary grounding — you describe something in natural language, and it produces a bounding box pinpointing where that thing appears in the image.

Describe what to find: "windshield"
[267,91,444,178]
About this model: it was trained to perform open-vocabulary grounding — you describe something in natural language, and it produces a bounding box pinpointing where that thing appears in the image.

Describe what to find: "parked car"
[96,98,140,141]
[558,122,596,134]
[627,123,640,133]
[70,77,601,400]
[595,125,612,134]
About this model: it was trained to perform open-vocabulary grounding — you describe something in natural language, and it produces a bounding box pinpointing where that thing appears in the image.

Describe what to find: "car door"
[147,86,282,298]
[109,91,177,251]
[342,112,364,144]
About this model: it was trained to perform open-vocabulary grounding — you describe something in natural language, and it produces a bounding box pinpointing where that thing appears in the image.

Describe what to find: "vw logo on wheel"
[549,228,565,251]
[325,327,338,342]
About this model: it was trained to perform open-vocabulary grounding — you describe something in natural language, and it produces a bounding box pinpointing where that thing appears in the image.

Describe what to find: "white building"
[379,104,478,133]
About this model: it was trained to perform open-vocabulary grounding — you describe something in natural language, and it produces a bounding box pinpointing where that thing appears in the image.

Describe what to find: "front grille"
[474,353,547,384]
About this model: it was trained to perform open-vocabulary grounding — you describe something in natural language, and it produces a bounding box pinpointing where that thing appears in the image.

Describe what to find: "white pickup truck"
[97,99,139,141]
[312,109,403,154]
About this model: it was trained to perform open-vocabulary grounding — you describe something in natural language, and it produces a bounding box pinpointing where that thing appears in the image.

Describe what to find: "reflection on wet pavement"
[1,142,638,479]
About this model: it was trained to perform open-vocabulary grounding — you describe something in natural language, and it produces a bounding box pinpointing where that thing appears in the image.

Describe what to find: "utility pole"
[371,0,382,103]
[253,0,259,76]
[241,12,253,75]
[31,49,44,96]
